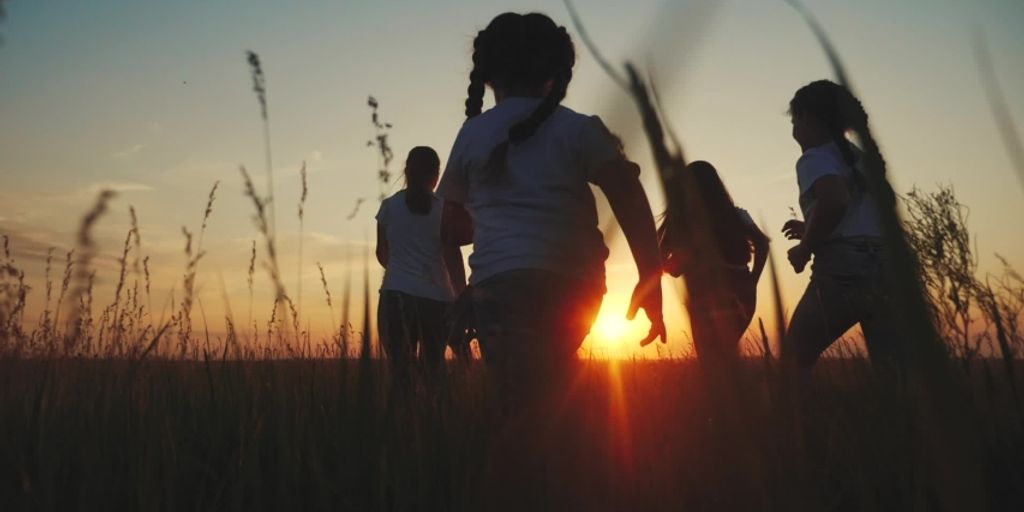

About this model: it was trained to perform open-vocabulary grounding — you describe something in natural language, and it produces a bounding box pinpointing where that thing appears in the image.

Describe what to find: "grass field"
[0,356,1021,511]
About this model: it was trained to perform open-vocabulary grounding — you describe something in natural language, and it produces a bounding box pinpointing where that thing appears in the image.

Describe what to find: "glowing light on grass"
[593,312,630,342]
[585,295,648,358]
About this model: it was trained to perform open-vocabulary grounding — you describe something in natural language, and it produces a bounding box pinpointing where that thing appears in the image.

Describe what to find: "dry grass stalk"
[973,33,1024,192]
[246,51,277,238]
[65,189,116,353]
[367,96,394,201]
[247,239,256,341]
[240,166,289,348]
[297,161,308,325]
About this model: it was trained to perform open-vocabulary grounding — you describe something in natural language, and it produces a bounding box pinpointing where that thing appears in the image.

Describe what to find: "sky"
[1,0,1022,358]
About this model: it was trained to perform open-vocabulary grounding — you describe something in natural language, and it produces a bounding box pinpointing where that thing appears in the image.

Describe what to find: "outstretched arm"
[593,159,666,346]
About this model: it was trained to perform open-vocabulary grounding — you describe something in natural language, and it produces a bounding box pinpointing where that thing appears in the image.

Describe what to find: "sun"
[593,313,631,342]
[583,294,650,358]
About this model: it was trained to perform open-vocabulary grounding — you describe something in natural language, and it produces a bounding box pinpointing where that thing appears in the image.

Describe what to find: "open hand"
[629,276,666,347]
[782,219,805,240]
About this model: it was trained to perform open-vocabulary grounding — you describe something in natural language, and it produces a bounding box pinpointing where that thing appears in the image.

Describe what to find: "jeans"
[471,269,604,404]
[688,267,757,362]
[785,238,900,368]
[377,290,449,381]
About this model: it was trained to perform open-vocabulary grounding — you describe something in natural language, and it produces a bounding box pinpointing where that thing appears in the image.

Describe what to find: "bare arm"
[443,244,466,295]
[593,159,665,345]
[801,175,849,252]
[788,175,849,273]
[440,200,471,294]
[441,200,473,247]
[595,161,661,279]
[375,222,388,268]
[746,223,770,285]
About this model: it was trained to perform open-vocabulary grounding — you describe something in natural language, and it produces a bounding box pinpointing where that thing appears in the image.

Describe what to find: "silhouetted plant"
[905,185,981,362]
[367,95,394,201]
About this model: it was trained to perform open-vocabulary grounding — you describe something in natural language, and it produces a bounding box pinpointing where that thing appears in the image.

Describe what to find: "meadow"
[2,1,1024,510]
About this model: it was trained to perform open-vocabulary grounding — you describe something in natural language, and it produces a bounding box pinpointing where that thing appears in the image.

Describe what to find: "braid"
[484,23,575,181]
[464,32,489,118]
[509,68,571,143]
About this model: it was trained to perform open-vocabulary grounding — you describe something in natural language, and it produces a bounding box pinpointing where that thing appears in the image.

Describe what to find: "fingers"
[627,294,640,321]
[639,329,658,347]
[638,300,666,347]
[638,317,667,347]
[782,220,804,240]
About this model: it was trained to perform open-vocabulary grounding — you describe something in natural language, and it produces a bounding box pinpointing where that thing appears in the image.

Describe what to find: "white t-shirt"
[437,97,624,286]
[796,141,882,240]
[375,190,455,302]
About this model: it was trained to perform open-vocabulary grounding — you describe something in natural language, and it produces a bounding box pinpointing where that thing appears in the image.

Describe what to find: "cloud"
[82,181,156,195]
[112,144,146,159]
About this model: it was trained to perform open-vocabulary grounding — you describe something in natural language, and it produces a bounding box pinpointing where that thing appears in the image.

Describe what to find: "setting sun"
[593,312,630,342]
[584,295,650,357]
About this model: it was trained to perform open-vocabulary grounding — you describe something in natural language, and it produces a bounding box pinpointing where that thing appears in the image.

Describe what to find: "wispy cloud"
[83,182,155,194]
[112,144,146,159]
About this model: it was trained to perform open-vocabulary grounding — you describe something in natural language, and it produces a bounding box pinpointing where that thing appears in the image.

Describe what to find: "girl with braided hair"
[782,80,899,368]
[438,12,665,402]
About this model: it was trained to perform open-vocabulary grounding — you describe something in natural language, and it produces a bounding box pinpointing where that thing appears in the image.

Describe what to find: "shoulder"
[376,194,395,222]
[560,108,620,150]
[796,143,845,180]
[554,105,608,131]
[734,207,755,227]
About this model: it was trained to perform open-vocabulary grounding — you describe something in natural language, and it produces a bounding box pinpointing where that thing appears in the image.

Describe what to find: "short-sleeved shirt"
[796,141,882,240]
[437,97,624,286]
[375,190,455,302]
[735,207,755,229]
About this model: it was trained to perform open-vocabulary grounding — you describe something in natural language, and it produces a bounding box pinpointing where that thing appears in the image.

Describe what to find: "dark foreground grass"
[1,357,1022,511]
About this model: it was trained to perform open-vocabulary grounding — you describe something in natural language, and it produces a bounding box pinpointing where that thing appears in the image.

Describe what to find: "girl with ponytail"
[375,146,462,385]
[438,12,665,402]
[782,80,898,368]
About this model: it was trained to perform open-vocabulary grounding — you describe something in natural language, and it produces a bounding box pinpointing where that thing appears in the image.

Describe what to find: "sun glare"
[593,313,630,342]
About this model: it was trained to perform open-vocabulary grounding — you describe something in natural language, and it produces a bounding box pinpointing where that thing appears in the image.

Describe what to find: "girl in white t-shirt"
[375,147,461,384]
[438,12,665,401]
[781,80,898,368]
[657,161,769,360]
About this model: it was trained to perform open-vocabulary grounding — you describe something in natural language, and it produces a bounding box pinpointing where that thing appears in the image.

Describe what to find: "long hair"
[464,12,576,180]
[789,80,871,188]
[403,146,440,215]
[659,161,750,266]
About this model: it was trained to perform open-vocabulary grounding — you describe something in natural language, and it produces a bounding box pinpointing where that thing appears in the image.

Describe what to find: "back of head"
[789,80,868,168]
[404,146,440,215]
[688,161,750,265]
[464,12,576,179]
